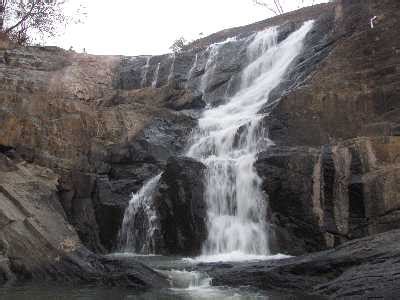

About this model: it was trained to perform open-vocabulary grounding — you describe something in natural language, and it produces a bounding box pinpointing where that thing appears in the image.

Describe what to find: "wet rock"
[153,157,207,255]
[0,46,198,252]
[256,137,400,254]
[207,229,400,299]
[268,0,400,146]
[255,146,325,255]
[0,152,168,288]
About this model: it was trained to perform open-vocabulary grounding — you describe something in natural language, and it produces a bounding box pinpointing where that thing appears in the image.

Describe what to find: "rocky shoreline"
[204,229,400,298]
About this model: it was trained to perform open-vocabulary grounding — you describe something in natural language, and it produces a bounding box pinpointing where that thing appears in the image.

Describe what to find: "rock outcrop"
[255,0,400,254]
[0,46,197,253]
[207,229,400,299]
[0,0,399,293]
[153,157,207,255]
[0,44,199,284]
[269,0,400,147]
[256,137,400,255]
[0,148,168,288]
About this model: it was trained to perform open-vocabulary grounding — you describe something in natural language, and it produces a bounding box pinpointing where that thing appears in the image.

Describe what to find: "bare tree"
[0,0,85,44]
[170,36,188,53]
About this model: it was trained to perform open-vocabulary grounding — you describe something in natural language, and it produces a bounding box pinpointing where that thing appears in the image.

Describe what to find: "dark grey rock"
[205,229,400,299]
[153,156,207,255]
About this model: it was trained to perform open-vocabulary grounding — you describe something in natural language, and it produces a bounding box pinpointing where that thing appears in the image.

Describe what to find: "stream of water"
[187,20,314,260]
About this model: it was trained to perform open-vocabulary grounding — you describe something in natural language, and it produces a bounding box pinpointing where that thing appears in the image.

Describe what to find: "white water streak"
[152,62,161,88]
[118,174,162,253]
[186,53,199,88]
[168,54,176,83]
[141,56,151,88]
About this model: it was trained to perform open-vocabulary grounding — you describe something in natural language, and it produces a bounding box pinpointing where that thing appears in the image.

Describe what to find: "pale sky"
[50,0,328,56]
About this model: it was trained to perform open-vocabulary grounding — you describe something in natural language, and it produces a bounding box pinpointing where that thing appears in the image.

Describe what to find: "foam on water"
[184,252,292,264]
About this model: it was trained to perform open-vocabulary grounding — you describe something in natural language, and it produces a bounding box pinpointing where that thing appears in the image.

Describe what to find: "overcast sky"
[50,0,328,56]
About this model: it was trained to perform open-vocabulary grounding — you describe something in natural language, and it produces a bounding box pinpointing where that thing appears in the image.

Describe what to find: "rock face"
[0,46,197,253]
[256,137,400,255]
[254,0,400,255]
[0,0,399,292]
[0,148,168,288]
[153,157,207,255]
[0,44,200,284]
[269,0,400,147]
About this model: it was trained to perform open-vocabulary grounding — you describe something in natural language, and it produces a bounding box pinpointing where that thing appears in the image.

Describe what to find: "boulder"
[255,146,325,255]
[153,157,207,255]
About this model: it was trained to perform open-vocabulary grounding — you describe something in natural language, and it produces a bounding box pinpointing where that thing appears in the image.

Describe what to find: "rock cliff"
[258,0,400,255]
[0,0,399,294]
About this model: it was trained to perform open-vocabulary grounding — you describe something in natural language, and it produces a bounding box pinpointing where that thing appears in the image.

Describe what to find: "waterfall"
[152,63,161,88]
[187,21,314,257]
[118,174,162,253]
[200,38,235,94]
[141,56,151,88]
[118,21,313,258]
[168,54,176,83]
[186,53,198,87]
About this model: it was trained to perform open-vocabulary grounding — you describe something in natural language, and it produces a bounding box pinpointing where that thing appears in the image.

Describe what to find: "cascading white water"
[187,21,314,258]
[168,53,176,82]
[186,53,199,88]
[152,62,161,88]
[141,56,151,88]
[118,21,313,259]
[200,37,236,94]
[118,174,162,253]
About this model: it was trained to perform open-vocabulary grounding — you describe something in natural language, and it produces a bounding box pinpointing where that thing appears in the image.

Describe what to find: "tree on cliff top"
[0,0,85,44]
[170,36,188,53]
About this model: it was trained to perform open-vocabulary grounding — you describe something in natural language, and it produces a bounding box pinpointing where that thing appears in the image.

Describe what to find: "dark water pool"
[0,255,322,300]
